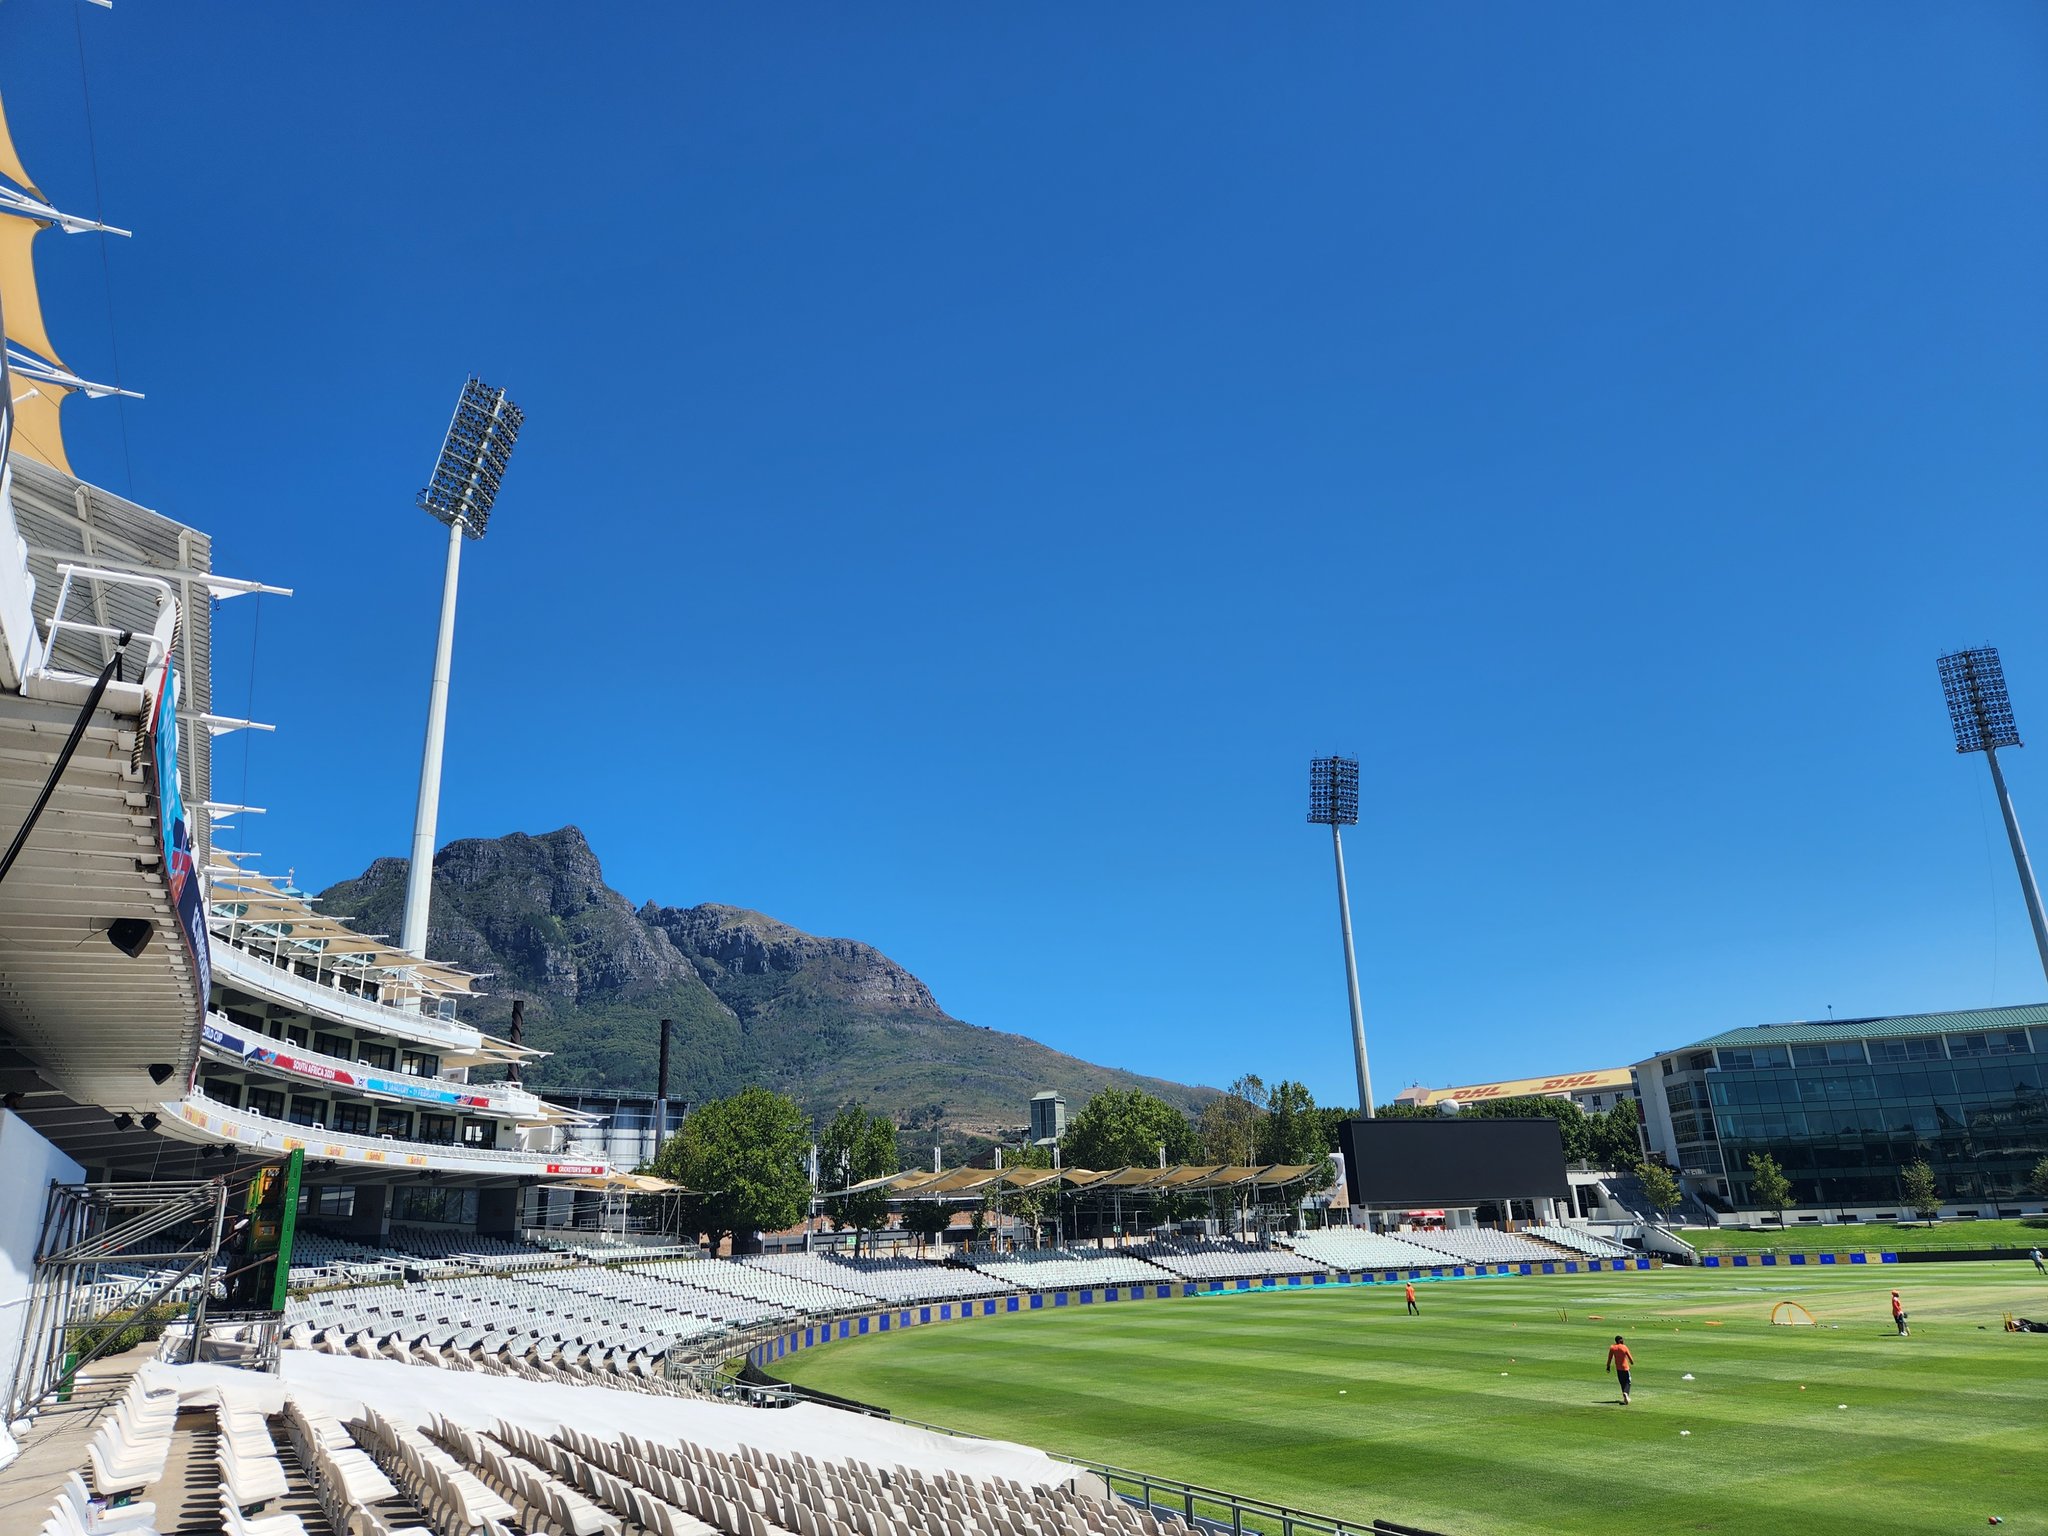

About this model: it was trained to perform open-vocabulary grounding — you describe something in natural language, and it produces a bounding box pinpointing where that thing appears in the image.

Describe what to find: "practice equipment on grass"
[1771,1302,1817,1327]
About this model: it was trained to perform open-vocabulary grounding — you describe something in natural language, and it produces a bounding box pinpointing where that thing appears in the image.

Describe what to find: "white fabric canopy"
[154,1354,1079,1490]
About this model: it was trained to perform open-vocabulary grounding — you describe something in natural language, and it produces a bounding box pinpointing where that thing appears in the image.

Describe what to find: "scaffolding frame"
[6,1176,228,1421]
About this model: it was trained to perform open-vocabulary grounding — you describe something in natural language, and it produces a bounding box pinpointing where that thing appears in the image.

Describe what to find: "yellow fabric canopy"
[0,213,62,366]
[0,92,43,197]
[7,376,72,477]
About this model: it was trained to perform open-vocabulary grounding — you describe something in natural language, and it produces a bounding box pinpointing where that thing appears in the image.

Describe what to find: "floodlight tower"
[1939,647,2048,989]
[399,378,524,959]
[1308,755,1374,1118]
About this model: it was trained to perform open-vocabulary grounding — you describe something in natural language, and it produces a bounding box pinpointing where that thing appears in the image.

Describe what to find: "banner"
[201,1018,493,1109]
[149,657,210,1013]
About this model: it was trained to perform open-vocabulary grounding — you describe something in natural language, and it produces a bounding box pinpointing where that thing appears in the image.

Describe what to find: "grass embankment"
[779,1265,2048,1536]
[1683,1217,2048,1253]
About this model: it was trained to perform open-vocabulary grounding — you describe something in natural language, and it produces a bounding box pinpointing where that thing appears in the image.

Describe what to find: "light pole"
[399,378,523,959]
[1309,755,1374,1117]
[1938,648,2048,989]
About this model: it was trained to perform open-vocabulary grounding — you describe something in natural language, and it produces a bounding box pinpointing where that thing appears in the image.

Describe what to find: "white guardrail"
[199,1014,544,1118]
[209,936,482,1053]
[170,1089,608,1178]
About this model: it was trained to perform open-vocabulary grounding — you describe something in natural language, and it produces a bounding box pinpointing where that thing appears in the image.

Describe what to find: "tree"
[1259,1080,1336,1194]
[1637,1161,1683,1220]
[1900,1158,1941,1224]
[1201,1074,1267,1166]
[899,1199,951,1255]
[820,1103,899,1255]
[1587,1101,1644,1171]
[653,1087,811,1254]
[2028,1154,2048,1202]
[1377,1093,1599,1163]
[984,1144,1056,1248]
[1746,1152,1792,1224]
[1062,1088,1200,1171]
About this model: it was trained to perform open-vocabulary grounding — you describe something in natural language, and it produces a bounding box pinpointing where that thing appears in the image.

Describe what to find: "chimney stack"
[655,1018,673,1149]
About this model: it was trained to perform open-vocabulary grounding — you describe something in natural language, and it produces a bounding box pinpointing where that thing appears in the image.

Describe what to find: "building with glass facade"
[1636,1004,2048,1213]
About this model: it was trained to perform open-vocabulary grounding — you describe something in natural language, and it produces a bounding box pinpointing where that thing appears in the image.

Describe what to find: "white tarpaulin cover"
[153,1354,1077,1490]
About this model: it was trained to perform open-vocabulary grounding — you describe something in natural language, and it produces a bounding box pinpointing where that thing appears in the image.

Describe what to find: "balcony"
[165,1088,611,1178]
[210,936,484,1054]
[198,1014,548,1119]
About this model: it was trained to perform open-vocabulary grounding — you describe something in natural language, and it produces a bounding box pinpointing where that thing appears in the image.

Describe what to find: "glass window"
[313,1032,351,1061]
[288,1096,324,1127]
[357,1042,395,1071]
[285,1027,310,1049]
[460,1120,497,1148]
[1793,1042,1866,1066]
[376,1107,413,1138]
[400,1051,440,1078]
[1870,1037,1945,1063]
[395,1187,479,1225]
[247,1088,284,1119]
[419,1114,457,1145]
[331,1103,371,1135]
[1718,1046,1791,1070]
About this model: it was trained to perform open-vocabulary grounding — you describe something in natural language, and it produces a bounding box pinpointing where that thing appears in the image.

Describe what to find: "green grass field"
[778,1265,2048,1536]
[1681,1218,2048,1253]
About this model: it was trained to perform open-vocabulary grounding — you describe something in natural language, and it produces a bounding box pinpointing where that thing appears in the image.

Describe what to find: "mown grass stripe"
[780,1263,2046,1536]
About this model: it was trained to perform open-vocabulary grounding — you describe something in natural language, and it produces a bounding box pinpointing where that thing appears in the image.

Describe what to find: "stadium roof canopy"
[843,1163,1322,1201]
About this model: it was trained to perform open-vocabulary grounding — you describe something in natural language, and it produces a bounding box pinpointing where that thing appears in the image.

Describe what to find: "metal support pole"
[400,517,466,958]
[1330,824,1374,1116]
[1985,747,2048,989]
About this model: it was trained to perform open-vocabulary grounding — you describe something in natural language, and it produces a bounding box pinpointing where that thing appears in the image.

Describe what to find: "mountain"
[317,827,1211,1138]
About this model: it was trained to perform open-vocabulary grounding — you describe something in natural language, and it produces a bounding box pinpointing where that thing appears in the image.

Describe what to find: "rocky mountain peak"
[318,826,1209,1131]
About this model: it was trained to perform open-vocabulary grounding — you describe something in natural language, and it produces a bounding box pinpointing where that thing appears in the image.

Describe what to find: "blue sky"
[7,4,2048,1107]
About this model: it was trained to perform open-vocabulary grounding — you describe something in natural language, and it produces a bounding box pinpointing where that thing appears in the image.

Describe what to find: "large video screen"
[1338,1117,1569,1207]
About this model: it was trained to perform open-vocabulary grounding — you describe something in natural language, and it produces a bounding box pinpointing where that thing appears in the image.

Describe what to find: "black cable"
[0,635,131,887]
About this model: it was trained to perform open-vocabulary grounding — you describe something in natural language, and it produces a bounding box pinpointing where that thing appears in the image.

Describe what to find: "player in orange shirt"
[1404,1281,1418,1315]
[1605,1335,1633,1405]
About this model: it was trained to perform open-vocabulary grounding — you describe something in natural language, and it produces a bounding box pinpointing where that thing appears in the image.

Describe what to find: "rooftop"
[1683,1002,2048,1051]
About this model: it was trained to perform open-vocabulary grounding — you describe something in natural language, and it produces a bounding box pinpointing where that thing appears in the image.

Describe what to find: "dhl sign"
[1418,1067,1633,1105]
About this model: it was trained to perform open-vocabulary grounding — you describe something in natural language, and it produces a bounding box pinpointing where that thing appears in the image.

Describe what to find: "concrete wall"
[0,1111,85,1441]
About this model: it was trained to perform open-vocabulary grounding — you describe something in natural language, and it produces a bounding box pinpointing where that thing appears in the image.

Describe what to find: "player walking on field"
[1605,1335,1633,1405]
[2030,1247,2044,1274]
[1890,1289,1908,1336]
[1405,1281,1418,1315]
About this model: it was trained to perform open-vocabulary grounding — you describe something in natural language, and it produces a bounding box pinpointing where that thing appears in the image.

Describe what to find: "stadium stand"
[23,1358,1158,1536]
[1395,1228,1569,1265]
[969,1248,1179,1291]
[1277,1230,1457,1270]
[629,1258,875,1314]
[1527,1225,1634,1259]
[1129,1241,1332,1281]
[743,1252,1015,1304]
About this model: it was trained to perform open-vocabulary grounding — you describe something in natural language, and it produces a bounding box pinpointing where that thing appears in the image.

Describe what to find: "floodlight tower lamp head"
[1937,647,2021,756]
[1307,755,1361,826]
[417,376,524,540]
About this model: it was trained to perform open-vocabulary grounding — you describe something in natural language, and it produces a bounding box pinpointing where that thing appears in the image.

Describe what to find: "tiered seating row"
[968,1248,1179,1292]
[1129,1241,1332,1281]
[1527,1224,1634,1259]
[1396,1228,1568,1265]
[742,1253,1014,1306]
[1278,1230,1458,1270]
